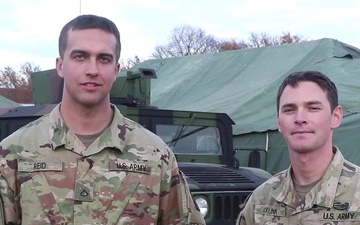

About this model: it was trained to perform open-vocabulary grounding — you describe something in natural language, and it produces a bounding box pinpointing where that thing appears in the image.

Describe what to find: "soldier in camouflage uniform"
[236,71,360,225]
[0,14,205,225]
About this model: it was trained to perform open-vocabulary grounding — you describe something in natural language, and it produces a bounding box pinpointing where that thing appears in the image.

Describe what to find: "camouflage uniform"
[236,147,360,225]
[0,195,4,225]
[0,104,205,225]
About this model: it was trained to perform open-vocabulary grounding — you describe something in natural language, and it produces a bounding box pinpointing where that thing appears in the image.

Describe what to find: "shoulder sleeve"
[0,140,20,224]
[158,147,205,225]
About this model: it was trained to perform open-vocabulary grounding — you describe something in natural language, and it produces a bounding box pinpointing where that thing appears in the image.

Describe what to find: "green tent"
[130,38,360,174]
[0,95,20,108]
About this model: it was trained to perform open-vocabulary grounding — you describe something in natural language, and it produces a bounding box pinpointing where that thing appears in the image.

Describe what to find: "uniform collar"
[271,147,344,210]
[48,104,127,156]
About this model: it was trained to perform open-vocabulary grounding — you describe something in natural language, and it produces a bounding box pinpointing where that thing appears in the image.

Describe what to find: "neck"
[60,101,113,135]
[289,145,334,185]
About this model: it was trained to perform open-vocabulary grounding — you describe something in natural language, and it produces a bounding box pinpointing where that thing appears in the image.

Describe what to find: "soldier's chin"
[78,98,105,108]
[289,144,315,153]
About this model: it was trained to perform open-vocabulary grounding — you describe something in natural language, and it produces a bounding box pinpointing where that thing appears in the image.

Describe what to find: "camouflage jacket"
[236,147,360,225]
[0,104,205,225]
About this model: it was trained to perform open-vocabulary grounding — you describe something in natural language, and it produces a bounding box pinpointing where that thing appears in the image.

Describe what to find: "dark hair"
[276,71,338,112]
[58,14,121,61]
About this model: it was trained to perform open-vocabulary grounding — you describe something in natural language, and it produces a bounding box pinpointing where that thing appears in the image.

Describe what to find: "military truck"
[0,68,271,225]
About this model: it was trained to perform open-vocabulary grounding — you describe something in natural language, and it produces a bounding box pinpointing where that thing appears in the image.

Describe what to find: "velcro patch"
[255,206,286,217]
[18,161,63,172]
[320,212,360,221]
[109,161,151,174]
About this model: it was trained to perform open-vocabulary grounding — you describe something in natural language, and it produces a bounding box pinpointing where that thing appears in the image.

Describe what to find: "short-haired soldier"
[0,14,205,225]
[236,71,360,224]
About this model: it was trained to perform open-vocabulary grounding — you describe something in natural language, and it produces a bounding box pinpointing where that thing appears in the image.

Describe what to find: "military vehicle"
[0,68,271,225]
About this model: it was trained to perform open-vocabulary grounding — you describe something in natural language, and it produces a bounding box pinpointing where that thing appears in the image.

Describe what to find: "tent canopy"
[130,38,360,135]
[0,95,20,108]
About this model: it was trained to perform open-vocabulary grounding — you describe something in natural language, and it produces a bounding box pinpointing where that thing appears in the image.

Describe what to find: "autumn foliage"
[0,62,40,104]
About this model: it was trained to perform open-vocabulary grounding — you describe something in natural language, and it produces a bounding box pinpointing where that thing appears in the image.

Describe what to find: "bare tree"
[0,62,41,103]
[20,62,41,84]
[120,55,142,71]
[151,25,219,59]
[220,31,307,51]
[248,31,305,47]
[0,67,18,88]
[118,26,308,67]
[246,32,279,47]
[280,31,304,44]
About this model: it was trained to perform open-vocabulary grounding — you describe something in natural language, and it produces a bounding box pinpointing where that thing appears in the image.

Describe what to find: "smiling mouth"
[83,83,100,87]
[292,131,312,135]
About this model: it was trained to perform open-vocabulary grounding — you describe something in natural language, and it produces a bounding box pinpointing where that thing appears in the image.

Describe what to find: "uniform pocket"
[20,172,68,224]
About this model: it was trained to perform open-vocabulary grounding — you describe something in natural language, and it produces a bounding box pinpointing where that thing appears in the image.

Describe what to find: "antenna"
[79,0,82,15]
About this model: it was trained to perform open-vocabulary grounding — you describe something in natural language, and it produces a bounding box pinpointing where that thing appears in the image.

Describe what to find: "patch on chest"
[74,182,94,202]
[18,161,63,172]
[109,161,151,174]
[256,206,286,217]
[333,201,350,211]
[320,212,360,221]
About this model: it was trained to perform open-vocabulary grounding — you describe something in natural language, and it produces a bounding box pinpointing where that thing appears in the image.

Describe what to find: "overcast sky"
[0,0,359,70]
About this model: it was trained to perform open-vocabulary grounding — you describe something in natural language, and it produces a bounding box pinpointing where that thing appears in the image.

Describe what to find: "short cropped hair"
[58,14,121,61]
[276,71,338,113]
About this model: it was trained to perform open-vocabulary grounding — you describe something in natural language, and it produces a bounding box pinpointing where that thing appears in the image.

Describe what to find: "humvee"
[0,68,271,225]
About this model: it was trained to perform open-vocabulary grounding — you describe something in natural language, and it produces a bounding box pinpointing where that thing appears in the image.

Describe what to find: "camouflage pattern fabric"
[0,195,4,225]
[236,147,360,225]
[0,104,205,225]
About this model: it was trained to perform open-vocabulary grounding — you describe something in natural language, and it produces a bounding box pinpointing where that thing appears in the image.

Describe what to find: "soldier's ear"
[277,115,283,133]
[331,105,343,129]
[113,63,120,82]
[56,57,64,78]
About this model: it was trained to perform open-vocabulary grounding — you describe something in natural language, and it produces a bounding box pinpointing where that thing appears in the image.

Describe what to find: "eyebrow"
[69,49,84,55]
[306,101,322,105]
[69,50,114,59]
[281,103,295,108]
[281,101,323,109]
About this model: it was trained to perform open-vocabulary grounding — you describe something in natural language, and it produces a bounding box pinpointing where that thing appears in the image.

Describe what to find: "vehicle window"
[156,124,222,155]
